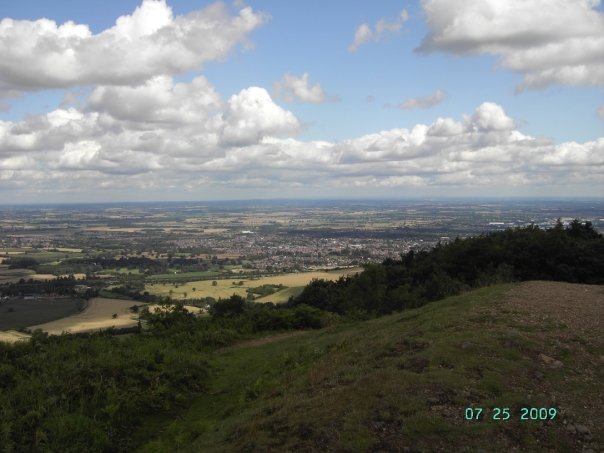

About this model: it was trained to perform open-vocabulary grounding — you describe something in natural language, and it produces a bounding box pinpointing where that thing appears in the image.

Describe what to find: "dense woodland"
[292,220,604,315]
[1,220,602,452]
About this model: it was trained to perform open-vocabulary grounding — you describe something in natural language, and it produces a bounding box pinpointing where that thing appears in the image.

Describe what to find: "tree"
[210,294,246,317]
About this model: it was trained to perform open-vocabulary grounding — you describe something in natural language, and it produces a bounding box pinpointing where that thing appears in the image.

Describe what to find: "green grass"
[16,251,84,264]
[136,283,602,452]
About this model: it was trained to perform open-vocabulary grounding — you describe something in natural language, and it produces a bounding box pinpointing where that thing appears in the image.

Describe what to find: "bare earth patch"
[498,281,604,451]
[503,281,604,343]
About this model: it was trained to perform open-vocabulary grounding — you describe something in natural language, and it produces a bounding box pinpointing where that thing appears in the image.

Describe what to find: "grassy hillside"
[139,281,603,452]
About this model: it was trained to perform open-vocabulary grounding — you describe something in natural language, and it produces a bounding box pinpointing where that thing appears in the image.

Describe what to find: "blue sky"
[0,1,602,202]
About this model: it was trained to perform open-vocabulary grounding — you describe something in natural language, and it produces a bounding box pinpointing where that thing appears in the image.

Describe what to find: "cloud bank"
[0,0,267,95]
[0,75,601,197]
[418,0,604,91]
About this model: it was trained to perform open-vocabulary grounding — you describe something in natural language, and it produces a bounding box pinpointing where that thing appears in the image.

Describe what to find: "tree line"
[290,220,603,315]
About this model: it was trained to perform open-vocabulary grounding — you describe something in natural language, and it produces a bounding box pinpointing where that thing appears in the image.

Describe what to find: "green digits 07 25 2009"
[464,406,558,422]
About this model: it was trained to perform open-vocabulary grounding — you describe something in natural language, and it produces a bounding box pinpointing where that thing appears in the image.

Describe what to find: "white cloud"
[348,24,373,53]
[0,95,601,197]
[273,72,336,104]
[417,0,604,91]
[87,75,222,125]
[0,1,267,94]
[348,10,409,52]
[220,87,301,146]
[399,89,446,109]
[598,104,604,118]
[465,102,515,131]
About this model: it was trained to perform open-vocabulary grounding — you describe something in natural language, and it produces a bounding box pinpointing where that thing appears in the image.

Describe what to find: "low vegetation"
[139,282,603,452]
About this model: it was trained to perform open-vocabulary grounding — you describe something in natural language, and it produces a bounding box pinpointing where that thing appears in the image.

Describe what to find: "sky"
[0,0,602,203]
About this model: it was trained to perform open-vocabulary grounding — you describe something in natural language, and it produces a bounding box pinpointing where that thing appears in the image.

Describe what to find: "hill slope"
[139,281,604,452]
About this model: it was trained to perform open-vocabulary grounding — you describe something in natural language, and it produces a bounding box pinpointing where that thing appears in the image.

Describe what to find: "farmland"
[144,268,362,302]
[28,297,144,335]
[0,296,84,330]
[0,266,35,283]
[0,199,602,341]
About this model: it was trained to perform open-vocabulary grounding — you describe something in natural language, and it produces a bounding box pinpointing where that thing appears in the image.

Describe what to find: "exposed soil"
[501,281,604,452]
[503,281,604,344]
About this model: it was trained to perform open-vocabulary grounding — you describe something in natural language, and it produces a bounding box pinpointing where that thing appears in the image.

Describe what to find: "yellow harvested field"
[145,268,362,302]
[29,274,57,281]
[0,330,31,343]
[146,279,249,301]
[247,269,361,287]
[28,297,144,335]
[47,247,83,253]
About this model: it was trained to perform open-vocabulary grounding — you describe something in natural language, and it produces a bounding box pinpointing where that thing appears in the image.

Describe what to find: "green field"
[0,297,84,330]
[0,266,35,284]
[11,250,84,264]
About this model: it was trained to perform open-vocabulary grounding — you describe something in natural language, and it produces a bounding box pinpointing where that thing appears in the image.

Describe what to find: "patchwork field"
[28,297,145,335]
[145,268,362,302]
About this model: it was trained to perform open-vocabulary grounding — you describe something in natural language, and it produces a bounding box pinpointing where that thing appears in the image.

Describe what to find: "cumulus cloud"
[348,10,409,52]
[399,89,446,109]
[0,0,267,94]
[220,87,300,146]
[87,75,222,125]
[273,72,336,104]
[0,90,601,197]
[417,0,604,91]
